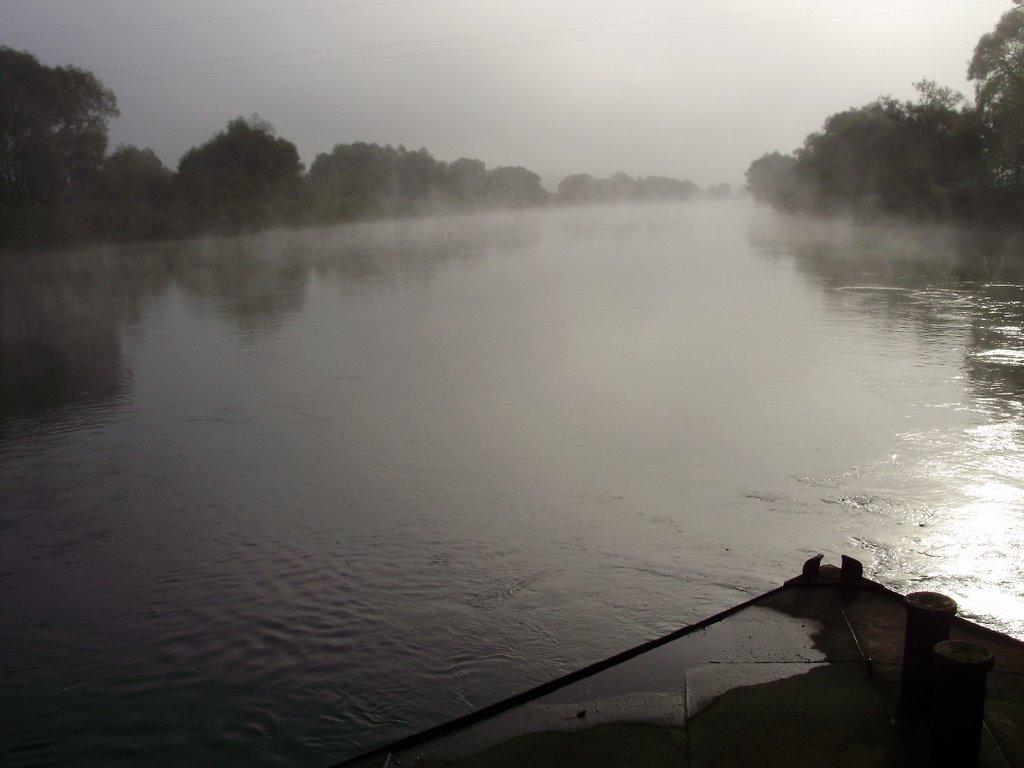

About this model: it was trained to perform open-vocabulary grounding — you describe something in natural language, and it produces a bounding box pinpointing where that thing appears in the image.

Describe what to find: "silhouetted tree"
[94,145,176,240]
[747,5,1024,224]
[306,142,450,219]
[307,141,401,220]
[177,115,303,232]
[745,152,797,208]
[557,173,598,203]
[556,172,697,203]
[307,145,550,220]
[396,146,443,206]
[747,83,989,220]
[0,47,118,245]
[636,175,698,199]
[486,166,548,208]
[0,46,718,248]
[969,4,1024,191]
[445,157,489,206]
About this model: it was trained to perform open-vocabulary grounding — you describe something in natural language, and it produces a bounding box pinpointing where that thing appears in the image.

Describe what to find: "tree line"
[0,47,708,249]
[557,172,699,203]
[746,2,1024,224]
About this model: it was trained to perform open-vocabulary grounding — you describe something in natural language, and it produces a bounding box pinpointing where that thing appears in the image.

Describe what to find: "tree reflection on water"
[1,216,538,422]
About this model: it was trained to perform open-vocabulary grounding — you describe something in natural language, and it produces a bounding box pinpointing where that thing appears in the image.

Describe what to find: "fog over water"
[4,0,1024,765]
[2,201,1022,766]
[0,0,1005,186]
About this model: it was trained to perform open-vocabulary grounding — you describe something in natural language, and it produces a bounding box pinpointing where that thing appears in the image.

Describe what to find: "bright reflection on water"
[1,202,1022,766]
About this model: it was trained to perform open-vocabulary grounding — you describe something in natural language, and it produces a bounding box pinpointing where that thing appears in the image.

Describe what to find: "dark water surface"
[2,202,1022,766]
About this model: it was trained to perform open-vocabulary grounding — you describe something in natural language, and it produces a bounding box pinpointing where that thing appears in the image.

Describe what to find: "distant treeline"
[557,172,699,203]
[745,3,1024,224]
[0,47,708,249]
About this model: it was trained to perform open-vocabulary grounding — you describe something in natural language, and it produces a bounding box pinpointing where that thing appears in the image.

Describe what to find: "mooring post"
[801,553,824,580]
[899,591,958,716]
[926,640,994,768]
[840,554,863,582]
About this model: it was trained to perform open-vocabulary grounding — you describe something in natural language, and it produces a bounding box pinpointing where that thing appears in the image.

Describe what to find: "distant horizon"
[2,42,747,191]
[2,0,1010,190]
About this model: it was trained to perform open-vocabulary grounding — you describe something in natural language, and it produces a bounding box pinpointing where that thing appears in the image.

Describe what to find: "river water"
[2,201,1022,766]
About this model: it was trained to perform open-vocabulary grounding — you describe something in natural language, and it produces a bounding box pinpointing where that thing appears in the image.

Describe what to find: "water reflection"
[3,255,144,419]
[3,204,1023,768]
[1,215,539,423]
[746,214,1024,631]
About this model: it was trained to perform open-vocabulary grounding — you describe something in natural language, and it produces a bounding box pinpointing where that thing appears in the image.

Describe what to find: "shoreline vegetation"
[745,3,1024,228]
[4,4,1021,251]
[1,47,716,251]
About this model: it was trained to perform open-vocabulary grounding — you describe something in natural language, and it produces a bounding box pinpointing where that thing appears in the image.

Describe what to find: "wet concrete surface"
[688,664,895,767]
[343,564,1024,767]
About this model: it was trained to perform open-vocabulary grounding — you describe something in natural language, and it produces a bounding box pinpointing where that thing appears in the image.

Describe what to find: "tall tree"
[968,3,1024,190]
[0,47,118,242]
[307,142,401,220]
[486,166,548,208]
[96,145,175,240]
[745,81,988,219]
[445,158,489,206]
[744,152,797,209]
[177,115,303,231]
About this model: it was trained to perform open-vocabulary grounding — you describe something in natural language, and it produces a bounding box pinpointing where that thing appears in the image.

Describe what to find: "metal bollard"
[927,640,995,768]
[801,553,824,580]
[840,554,863,582]
[899,591,958,716]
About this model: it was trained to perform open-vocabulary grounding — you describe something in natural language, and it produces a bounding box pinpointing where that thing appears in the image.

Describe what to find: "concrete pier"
[341,560,1024,768]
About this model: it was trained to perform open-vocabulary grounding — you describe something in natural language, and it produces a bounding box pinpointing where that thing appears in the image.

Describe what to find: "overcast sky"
[0,0,1011,187]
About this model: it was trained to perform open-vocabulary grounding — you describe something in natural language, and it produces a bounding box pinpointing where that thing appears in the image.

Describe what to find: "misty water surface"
[2,201,1023,767]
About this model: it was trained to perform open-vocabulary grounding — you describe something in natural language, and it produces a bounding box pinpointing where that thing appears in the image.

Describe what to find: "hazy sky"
[0,0,1011,187]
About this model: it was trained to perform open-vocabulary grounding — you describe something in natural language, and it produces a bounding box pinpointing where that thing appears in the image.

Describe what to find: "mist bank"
[746,4,1024,228]
[0,47,723,250]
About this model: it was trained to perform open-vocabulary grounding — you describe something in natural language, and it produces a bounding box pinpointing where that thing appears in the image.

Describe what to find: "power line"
[0,0,427,40]
[109,0,1003,85]
[99,0,897,74]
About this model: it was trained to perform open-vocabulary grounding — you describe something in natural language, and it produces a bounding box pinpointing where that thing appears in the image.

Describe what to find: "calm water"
[2,201,1022,766]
